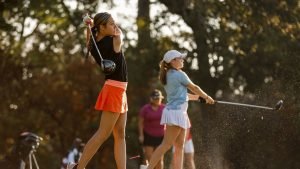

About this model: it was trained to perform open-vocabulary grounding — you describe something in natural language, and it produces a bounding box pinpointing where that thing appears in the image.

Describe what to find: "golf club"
[83,14,116,75]
[199,98,283,111]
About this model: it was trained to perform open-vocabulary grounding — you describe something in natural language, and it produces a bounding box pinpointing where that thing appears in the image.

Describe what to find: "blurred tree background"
[0,0,299,168]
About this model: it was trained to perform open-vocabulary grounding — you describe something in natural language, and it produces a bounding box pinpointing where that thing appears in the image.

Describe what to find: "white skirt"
[160,102,191,129]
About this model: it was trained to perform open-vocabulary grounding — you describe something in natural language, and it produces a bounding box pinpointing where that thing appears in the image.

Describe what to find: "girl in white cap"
[146,50,214,169]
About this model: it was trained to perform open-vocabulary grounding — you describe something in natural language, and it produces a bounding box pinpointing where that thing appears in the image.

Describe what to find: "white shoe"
[66,163,77,169]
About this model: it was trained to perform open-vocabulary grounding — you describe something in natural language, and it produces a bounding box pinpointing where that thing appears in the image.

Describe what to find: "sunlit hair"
[92,12,111,31]
[85,12,111,58]
[159,60,172,85]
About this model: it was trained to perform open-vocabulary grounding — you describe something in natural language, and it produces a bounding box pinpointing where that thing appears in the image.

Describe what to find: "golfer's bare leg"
[144,146,163,169]
[173,129,186,169]
[155,155,164,169]
[144,146,155,164]
[147,125,181,169]
[184,152,195,169]
[77,111,120,169]
[113,112,127,169]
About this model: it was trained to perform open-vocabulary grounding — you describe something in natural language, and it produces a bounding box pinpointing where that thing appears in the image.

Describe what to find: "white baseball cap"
[163,50,187,63]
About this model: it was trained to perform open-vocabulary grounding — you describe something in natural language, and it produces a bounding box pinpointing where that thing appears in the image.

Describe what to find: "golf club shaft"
[216,100,274,110]
[87,24,104,61]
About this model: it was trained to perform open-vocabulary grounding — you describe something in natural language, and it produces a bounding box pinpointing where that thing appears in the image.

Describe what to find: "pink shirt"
[139,103,165,137]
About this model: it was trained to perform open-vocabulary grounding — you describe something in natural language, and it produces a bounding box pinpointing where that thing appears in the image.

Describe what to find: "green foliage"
[0,0,110,168]
[157,0,300,168]
[0,0,299,168]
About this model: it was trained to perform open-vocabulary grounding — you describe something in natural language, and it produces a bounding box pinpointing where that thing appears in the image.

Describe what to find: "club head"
[274,100,283,110]
[101,59,116,75]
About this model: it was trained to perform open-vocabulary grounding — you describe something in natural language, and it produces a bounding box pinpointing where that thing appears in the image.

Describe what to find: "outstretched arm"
[187,82,214,104]
[187,93,200,101]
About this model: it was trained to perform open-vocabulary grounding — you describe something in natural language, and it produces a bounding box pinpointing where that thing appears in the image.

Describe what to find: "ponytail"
[159,60,171,85]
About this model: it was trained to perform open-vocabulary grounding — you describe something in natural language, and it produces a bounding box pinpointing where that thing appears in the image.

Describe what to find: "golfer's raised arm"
[113,24,123,53]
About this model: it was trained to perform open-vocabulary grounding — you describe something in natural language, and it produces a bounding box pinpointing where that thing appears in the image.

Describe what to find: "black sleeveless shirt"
[90,36,128,82]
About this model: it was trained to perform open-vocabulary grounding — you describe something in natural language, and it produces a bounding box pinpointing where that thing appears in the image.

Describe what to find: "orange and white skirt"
[95,79,128,113]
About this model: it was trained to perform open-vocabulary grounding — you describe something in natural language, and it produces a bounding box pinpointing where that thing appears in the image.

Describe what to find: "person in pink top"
[138,89,165,169]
